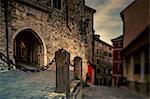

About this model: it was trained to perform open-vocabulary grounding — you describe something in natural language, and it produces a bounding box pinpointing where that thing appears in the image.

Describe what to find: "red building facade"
[111,35,123,86]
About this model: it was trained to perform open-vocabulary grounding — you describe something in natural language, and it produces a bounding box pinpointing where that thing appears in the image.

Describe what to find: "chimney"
[94,34,100,40]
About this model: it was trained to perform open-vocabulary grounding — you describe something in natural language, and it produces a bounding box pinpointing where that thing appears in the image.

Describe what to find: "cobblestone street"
[0,69,75,99]
[82,85,147,99]
[0,70,56,99]
[0,70,148,99]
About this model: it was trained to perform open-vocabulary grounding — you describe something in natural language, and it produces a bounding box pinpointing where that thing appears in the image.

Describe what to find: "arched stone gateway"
[13,29,46,67]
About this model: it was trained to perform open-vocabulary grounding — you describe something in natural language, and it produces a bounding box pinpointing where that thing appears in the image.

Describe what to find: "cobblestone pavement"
[0,70,56,99]
[0,70,148,99]
[82,85,147,99]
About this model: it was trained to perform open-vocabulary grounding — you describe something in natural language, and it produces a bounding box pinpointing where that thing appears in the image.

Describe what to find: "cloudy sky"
[85,0,134,45]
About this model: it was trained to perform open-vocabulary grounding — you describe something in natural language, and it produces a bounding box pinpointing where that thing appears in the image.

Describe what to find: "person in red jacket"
[87,62,95,85]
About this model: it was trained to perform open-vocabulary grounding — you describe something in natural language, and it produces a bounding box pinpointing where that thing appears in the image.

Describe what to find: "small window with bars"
[53,0,61,10]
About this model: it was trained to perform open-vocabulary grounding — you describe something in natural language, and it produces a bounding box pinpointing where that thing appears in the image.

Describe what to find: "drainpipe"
[4,0,10,69]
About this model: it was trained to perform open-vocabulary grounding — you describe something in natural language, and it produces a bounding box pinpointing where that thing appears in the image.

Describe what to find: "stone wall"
[0,0,89,78]
[0,0,9,71]
[0,0,6,53]
[84,6,95,64]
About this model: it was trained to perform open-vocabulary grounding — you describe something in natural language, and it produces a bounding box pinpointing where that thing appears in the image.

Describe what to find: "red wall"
[112,39,123,75]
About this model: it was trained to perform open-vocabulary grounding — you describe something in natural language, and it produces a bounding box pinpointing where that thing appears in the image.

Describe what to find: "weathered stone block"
[74,56,82,79]
[55,48,70,97]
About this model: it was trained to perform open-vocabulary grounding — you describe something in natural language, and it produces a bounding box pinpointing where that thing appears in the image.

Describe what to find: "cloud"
[85,0,134,45]
[85,0,108,9]
[94,0,125,44]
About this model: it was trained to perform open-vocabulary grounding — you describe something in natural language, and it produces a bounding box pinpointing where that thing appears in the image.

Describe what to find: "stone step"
[16,63,40,69]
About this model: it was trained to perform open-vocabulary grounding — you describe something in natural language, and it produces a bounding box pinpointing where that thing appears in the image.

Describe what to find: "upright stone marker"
[74,56,82,80]
[55,48,70,98]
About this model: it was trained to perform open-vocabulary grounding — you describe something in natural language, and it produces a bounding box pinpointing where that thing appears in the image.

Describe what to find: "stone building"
[0,0,95,78]
[84,6,96,64]
[94,35,113,85]
[111,35,123,86]
[120,0,149,96]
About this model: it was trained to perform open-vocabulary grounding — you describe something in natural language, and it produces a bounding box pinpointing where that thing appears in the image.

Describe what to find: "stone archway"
[13,29,46,67]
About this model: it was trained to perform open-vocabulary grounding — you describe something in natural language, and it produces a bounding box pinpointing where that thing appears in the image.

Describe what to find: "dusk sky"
[85,0,134,45]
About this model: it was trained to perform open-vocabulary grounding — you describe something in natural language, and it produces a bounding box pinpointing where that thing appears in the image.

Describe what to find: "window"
[104,51,107,56]
[104,68,106,73]
[108,69,111,74]
[134,53,140,74]
[53,0,61,10]
[118,63,123,72]
[97,69,101,73]
[119,63,123,71]
[97,59,99,64]
[109,53,112,57]
[118,42,123,47]
[134,64,140,74]
[97,49,99,54]
[118,50,121,59]
[109,47,112,50]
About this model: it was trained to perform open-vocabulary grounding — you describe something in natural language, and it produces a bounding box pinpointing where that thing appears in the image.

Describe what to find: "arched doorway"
[13,29,45,67]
